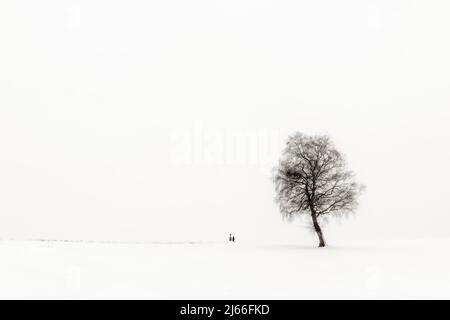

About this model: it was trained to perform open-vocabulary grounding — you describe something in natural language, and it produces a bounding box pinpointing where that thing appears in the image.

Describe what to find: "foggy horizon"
[1,0,449,245]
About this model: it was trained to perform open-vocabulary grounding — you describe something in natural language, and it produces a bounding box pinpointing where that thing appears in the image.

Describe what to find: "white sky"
[1,0,449,243]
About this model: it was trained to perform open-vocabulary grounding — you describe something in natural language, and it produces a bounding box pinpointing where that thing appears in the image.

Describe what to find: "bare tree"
[273,133,364,247]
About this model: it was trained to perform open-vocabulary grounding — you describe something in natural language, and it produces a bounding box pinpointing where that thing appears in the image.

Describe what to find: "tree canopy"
[273,133,364,247]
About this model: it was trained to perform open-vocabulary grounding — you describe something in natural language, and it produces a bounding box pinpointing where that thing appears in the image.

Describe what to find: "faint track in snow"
[0,238,218,245]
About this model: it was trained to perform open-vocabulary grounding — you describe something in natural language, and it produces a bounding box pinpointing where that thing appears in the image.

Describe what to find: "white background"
[1,0,450,245]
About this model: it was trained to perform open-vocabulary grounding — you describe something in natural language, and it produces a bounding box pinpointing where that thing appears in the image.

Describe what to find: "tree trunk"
[311,213,326,247]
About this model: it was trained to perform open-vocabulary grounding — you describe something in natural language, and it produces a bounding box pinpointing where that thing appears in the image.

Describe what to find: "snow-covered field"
[0,238,449,299]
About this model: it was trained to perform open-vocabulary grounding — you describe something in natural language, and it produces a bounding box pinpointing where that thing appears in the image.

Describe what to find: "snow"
[1,238,449,299]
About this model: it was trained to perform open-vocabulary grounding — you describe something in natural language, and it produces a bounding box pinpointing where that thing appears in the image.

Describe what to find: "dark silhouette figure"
[228,233,232,242]
[232,236,235,242]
